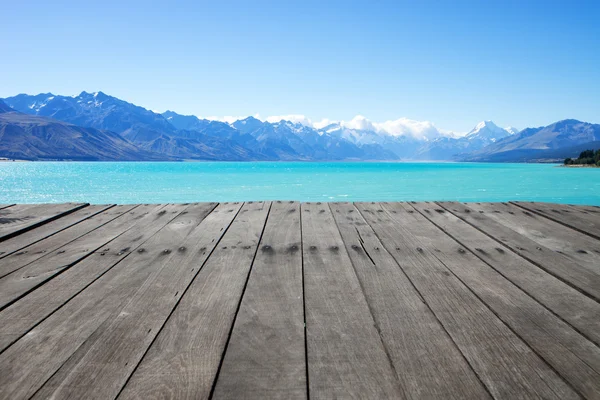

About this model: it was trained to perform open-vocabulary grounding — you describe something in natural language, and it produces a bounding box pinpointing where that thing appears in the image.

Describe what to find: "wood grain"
[301,202,404,399]
[0,201,598,399]
[329,202,489,399]
[412,202,600,347]
[212,201,306,399]
[391,202,600,398]
[34,202,252,400]
[356,202,578,400]
[0,204,137,279]
[512,201,600,240]
[0,203,237,400]
[0,204,147,310]
[117,202,270,400]
[0,203,88,241]
[0,204,113,260]
[0,203,211,352]
[467,202,600,275]
[440,201,600,301]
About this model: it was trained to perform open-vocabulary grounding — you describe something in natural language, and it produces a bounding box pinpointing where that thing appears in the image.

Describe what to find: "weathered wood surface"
[390,202,600,398]
[0,203,87,241]
[301,202,404,399]
[119,202,267,400]
[0,204,146,310]
[513,201,600,240]
[439,201,600,301]
[0,204,134,279]
[1,201,599,400]
[329,202,489,399]
[0,203,220,399]
[0,203,201,352]
[0,204,113,260]
[212,201,306,399]
[357,202,578,399]
[468,202,600,274]
[413,202,600,347]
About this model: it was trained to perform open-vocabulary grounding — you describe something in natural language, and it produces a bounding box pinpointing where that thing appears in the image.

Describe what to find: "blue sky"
[1,0,599,133]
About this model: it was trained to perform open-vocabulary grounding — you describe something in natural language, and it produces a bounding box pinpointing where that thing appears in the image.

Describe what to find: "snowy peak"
[467,120,502,136]
[466,120,515,141]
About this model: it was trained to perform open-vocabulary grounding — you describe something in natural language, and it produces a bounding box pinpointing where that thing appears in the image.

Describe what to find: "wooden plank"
[568,204,600,216]
[0,202,240,400]
[0,203,88,241]
[328,202,490,399]
[440,202,600,302]
[32,202,256,400]
[0,204,114,260]
[0,204,14,210]
[0,204,136,279]
[356,202,578,400]
[412,202,600,347]
[468,202,600,275]
[0,203,212,352]
[300,202,404,399]
[211,201,306,399]
[389,202,600,398]
[0,204,151,310]
[116,202,270,400]
[512,201,600,240]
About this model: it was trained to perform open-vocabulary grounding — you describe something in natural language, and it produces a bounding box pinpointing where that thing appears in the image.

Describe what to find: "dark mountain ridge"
[0,111,165,161]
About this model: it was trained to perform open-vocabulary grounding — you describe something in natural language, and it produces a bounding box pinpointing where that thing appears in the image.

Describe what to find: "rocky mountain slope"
[0,109,162,161]
[463,119,600,162]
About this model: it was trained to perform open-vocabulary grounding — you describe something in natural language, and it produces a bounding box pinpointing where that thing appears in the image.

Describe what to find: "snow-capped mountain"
[465,120,517,142]
[4,91,177,143]
[413,121,517,160]
[464,119,600,162]
[505,126,520,135]
[4,91,592,162]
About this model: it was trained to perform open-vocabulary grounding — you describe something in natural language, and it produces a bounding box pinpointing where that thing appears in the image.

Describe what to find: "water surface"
[1,162,599,205]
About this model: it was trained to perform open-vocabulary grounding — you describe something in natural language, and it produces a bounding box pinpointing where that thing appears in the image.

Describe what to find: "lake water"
[1,162,599,205]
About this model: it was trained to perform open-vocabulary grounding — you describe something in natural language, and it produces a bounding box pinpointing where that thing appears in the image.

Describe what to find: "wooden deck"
[1,201,600,399]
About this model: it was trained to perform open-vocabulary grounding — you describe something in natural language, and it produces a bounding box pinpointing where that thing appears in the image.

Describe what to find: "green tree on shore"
[564,149,600,166]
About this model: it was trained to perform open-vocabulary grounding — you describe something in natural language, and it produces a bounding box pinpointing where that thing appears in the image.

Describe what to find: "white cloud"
[202,112,463,140]
[373,117,441,140]
[341,115,377,131]
[331,115,444,140]
[439,129,466,138]
[312,118,338,129]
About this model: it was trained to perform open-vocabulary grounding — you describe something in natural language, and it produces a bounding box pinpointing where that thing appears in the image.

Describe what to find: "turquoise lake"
[1,162,599,205]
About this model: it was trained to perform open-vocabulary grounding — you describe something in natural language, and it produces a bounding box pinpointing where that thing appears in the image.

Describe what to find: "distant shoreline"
[0,158,29,162]
[560,164,600,168]
[0,156,564,164]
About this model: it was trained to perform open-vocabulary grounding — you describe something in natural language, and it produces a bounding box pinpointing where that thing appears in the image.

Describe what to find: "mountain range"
[1,92,598,162]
